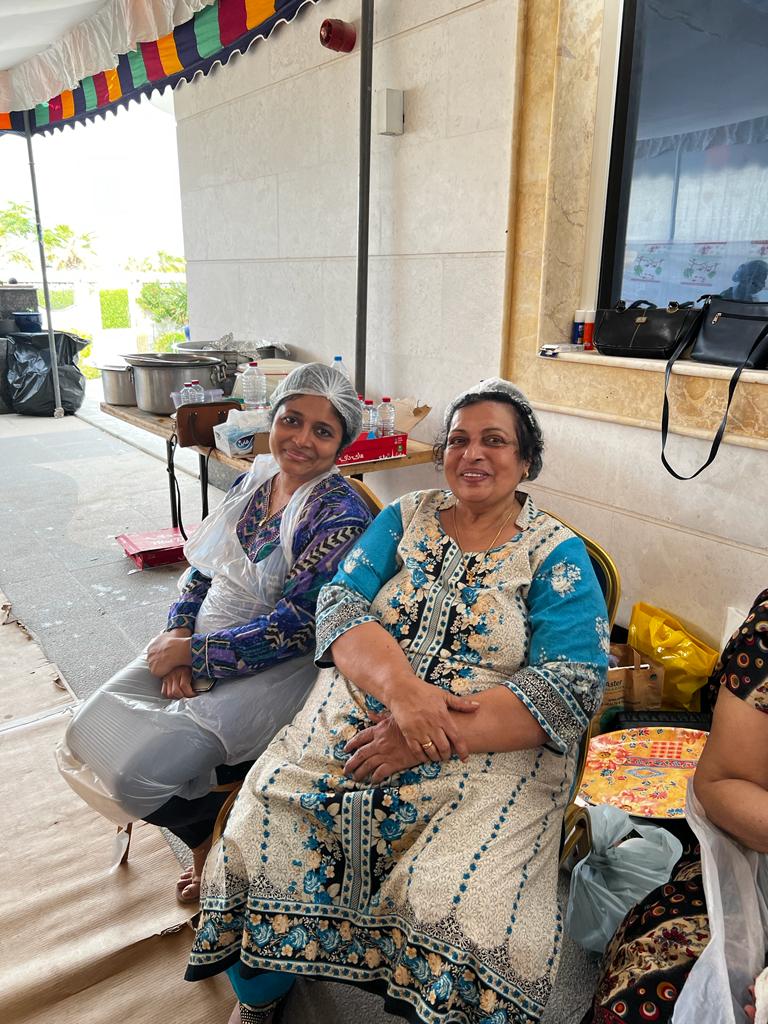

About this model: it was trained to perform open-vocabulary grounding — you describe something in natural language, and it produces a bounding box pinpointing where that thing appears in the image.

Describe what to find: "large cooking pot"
[122,353,226,414]
[99,365,136,406]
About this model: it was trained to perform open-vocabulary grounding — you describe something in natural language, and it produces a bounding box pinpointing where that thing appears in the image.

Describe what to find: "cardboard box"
[595,643,664,719]
[212,422,270,457]
[336,432,408,467]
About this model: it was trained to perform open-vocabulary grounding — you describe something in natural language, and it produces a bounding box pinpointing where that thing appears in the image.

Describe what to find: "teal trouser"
[226,964,296,1008]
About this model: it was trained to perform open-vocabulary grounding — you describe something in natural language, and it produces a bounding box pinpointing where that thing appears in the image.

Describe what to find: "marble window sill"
[534,349,768,452]
[538,349,768,384]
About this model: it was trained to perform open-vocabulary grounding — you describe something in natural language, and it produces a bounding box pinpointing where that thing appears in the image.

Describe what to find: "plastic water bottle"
[330,355,351,380]
[377,396,395,437]
[189,379,205,403]
[362,399,377,438]
[178,382,194,405]
[241,361,267,409]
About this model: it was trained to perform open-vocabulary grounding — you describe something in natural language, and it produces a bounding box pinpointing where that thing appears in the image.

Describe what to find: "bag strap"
[661,324,768,480]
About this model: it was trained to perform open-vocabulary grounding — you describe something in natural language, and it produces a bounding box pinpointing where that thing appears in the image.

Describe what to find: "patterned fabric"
[167,474,372,681]
[186,489,609,1022]
[585,589,768,1024]
[711,588,768,712]
[585,832,708,1024]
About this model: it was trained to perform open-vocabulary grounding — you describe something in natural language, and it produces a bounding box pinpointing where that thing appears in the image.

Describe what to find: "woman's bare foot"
[176,836,213,903]
[175,865,199,903]
[227,1001,241,1024]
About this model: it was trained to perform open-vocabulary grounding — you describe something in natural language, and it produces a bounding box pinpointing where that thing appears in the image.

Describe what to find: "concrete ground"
[0,380,600,1023]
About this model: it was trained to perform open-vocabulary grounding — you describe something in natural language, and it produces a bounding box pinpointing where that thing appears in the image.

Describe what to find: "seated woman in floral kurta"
[185,378,609,1024]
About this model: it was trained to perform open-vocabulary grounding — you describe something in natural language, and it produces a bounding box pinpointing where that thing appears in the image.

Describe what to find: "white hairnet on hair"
[270,362,362,447]
[442,377,544,480]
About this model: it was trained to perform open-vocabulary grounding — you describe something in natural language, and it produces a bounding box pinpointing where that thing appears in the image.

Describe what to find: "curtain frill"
[636,115,768,161]
[0,0,214,113]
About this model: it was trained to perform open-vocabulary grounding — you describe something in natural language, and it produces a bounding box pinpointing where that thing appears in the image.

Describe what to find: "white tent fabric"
[0,0,215,113]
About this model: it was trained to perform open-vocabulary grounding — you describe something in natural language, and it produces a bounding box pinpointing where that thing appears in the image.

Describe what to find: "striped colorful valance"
[0,0,321,135]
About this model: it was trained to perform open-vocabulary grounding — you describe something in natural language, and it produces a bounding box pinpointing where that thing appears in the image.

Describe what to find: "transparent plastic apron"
[180,456,337,758]
[58,457,336,825]
[672,779,768,1023]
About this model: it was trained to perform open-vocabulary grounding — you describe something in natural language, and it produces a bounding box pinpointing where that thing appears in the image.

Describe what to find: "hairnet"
[442,377,544,480]
[270,362,362,447]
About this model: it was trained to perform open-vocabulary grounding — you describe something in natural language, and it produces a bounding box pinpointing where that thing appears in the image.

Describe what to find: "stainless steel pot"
[122,353,226,414]
[99,365,136,406]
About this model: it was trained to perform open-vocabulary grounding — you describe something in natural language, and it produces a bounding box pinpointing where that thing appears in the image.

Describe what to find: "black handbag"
[594,300,703,359]
[661,296,768,480]
[690,295,768,368]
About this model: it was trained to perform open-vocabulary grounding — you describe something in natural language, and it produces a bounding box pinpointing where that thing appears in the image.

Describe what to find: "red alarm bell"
[319,18,356,53]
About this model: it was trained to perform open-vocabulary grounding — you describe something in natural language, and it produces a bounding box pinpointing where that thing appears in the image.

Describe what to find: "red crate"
[115,527,196,570]
[336,432,408,468]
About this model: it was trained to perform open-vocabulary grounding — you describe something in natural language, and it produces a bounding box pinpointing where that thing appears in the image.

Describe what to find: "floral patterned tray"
[579,727,709,818]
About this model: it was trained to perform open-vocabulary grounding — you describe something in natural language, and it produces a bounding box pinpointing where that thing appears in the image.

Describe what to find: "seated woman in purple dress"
[59,364,372,902]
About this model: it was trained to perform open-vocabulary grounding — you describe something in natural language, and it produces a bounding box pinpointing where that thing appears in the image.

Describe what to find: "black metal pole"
[354,0,374,396]
[23,110,64,416]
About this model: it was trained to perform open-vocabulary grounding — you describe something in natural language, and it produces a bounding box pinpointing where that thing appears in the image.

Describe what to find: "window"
[599,0,768,309]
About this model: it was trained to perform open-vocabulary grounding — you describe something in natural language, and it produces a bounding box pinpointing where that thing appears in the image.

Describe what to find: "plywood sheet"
[0,714,214,1021]
[0,618,73,725]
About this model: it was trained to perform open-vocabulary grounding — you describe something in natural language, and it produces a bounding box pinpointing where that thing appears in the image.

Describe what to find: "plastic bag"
[671,780,768,1024]
[629,601,719,711]
[566,803,683,953]
[5,331,87,415]
[184,454,338,633]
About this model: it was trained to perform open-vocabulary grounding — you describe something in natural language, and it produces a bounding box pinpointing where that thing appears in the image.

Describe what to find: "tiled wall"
[174,0,520,500]
[505,0,768,645]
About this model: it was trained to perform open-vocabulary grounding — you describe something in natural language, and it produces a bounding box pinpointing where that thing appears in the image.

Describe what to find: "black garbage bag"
[5,332,87,416]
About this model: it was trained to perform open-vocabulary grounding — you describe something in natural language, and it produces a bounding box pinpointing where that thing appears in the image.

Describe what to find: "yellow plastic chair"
[544,512,621,866]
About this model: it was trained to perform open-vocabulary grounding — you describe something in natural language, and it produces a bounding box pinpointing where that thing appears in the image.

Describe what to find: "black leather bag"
[594,300,703,359]
[690,296,768,368]
[661,296,768,480]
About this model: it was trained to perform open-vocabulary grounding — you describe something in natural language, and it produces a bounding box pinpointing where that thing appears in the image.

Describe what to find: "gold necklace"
[452,502,518,571]
[257,477,286,528]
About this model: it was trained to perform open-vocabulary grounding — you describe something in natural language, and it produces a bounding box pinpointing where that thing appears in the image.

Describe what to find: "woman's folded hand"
[343,715,416,782]
[147,631,193,677]
[386,678,479,763]
[161,665,197,700]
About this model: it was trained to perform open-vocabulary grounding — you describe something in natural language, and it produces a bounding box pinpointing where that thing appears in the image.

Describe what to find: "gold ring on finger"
[421,740,434,750]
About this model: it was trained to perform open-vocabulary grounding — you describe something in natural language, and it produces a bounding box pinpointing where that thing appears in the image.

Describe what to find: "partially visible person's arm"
[166,569,212,632]
[693,687,768,853]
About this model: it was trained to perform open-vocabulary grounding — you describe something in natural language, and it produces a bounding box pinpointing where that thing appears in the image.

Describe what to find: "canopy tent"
[1,0,367,417]
[1,0,321,135]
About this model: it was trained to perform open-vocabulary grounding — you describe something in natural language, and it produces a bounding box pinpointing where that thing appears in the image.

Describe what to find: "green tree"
[0,201,94,271]
[0,201,36,268]
[136,280,187,328]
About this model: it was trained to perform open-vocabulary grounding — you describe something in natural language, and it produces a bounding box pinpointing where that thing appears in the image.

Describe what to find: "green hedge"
[99,288,131,329]
[37,287,74,310]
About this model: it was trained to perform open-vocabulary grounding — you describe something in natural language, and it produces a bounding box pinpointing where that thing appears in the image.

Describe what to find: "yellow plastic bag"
[628,602,719,711]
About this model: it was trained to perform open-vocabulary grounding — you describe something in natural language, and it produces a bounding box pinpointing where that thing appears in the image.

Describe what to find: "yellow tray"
[579,727,708,819]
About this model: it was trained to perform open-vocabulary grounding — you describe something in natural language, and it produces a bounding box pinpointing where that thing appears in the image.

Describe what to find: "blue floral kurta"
[187,490,609,1022]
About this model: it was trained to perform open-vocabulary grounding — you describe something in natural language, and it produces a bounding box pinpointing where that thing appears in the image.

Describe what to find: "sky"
[0,92,184,271]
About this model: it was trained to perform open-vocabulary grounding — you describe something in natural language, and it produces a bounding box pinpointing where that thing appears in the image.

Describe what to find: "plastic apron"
[672,779,768,1024]
[179,455,336,760]
[58,457,336,825]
